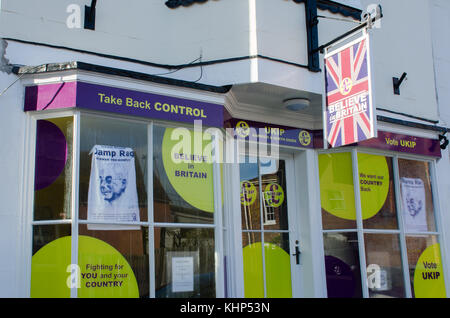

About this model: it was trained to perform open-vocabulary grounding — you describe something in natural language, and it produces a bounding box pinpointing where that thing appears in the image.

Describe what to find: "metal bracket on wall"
[439,133,449,150]
[305,0,321,72]
[393,72,407,95]
[84,0,97,30]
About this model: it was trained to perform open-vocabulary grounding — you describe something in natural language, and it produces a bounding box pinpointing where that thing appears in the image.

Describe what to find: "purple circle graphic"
[34,120,68,190]
[325,255,356,298]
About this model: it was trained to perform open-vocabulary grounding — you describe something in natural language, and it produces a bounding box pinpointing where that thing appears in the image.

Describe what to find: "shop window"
[323,232,362,298]
[31,116,74,298]
[364,233,405,298]
[77,225,149,298]
[154,227,215,298]
[240,158,260,231]
[31,224,71,298]
[30,115,220,298]
[406,235,445,298]
[358,154,398,230]
[152,125,217,298]
[319,151,445,298]
[398,159,436,232]
[153,125,214,224]
[34,117,73,220]
[319,152,357,230]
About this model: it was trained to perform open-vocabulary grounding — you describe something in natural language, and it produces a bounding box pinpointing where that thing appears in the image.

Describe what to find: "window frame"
[318,146,448,298]
[26,109,226,298]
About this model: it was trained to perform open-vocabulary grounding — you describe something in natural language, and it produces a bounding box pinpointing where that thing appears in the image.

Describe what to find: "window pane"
[240,157,260,230]
[242,232,264,298]
[79,116,148,223]
[154,227,216,298]
[153,126,214,224]
[358,154,398,229]
[319,152,356,229]
[364,234,405,298]
[264,232,292,298]
[30,224,71,298]
[34,117,73,220]
[323,232,362,298]
[262,159,289,231]
[398,159,436,232]
[406,235,446,298]
[78,225,149,298]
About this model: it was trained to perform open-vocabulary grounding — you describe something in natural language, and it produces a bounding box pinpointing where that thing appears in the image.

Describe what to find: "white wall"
[0,0,251,65]
[430,0,450,290]
[430,0,450,125]
[0,42,27,297]
[359,0,438,121]
[0,0,439,123]
[255,0,308,66]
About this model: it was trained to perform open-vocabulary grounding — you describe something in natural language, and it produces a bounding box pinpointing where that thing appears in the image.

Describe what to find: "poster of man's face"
[99,175,127,203]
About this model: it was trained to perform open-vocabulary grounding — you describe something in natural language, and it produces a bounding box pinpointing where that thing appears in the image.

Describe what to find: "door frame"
[229,150,303,298]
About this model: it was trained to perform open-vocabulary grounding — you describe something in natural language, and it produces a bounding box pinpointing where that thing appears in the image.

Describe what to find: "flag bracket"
[393,72,407,95]
[312,4,383,55]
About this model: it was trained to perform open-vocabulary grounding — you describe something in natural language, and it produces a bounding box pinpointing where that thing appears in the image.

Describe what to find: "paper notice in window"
[87,145,140,230]
[172,257,194,293]
[401,177,427,232]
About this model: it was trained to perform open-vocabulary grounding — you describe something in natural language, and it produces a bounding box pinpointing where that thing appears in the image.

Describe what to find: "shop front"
[317,136,446,298]
[24,72,227,298]
[21,64,447,298]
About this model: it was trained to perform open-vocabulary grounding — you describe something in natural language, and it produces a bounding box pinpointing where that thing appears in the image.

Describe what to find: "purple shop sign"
[358,131,441,158]
[24,81,224,127]
[225,118,315,149]
[315,130,441,158]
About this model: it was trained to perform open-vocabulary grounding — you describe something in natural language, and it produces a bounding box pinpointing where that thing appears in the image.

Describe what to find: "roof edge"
[12,61,232,94]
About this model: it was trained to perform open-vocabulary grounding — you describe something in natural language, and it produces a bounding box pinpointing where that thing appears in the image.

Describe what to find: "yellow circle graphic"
[319,153,389,220]
[340,77,353,96]
[243,242,292,298]
[264,183,285,208]
[241,181,257,206]
[414,244,446,298]
[31,236,139,298]
[162,128,215,213]
[298,130,311,146]
[236,121,250,138]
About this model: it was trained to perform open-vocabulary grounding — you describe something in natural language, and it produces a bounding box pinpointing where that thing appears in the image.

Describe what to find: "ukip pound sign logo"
[340,77,353,96]
[235,121,250,138]
[298,130,311,147]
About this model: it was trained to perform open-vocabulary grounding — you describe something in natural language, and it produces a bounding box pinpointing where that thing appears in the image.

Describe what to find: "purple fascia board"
[24,81,224,127]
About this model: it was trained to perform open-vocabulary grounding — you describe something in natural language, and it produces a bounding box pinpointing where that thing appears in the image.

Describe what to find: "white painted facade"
[430,0,450,289]
[0,0,448,298]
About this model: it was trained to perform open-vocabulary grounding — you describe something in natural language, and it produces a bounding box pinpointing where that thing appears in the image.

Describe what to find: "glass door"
[239,154,300,298]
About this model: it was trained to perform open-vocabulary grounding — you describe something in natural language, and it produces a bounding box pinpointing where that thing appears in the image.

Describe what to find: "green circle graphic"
[414,244,446,298]
[319,153,389,220]
[241,181,257,206]
[264,183,285,208]
[162,128,215,213]
[31,236,139,298]
[242,242,292,298]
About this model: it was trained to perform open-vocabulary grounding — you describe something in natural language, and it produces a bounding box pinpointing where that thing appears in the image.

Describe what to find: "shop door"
[239,154,301,298]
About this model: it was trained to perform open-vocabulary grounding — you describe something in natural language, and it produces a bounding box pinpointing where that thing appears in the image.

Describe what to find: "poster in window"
[172,256,194,293]
[87,145,140,230]
[401,177,427,232]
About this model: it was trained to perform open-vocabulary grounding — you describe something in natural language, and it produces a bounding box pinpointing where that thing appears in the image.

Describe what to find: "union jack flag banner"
[323,33,376,148]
